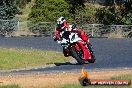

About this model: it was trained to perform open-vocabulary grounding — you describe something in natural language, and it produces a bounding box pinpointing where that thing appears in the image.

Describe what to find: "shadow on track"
[47,62,89,66]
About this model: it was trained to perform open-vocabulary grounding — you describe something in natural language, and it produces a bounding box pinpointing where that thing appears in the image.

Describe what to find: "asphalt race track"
[0,37,132,74]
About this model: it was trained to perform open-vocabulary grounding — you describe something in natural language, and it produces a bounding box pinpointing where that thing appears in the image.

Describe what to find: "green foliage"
[96,6,132,25]
[104,0,114,6]
[28,0,72,22]
[28,0,131,25]
[96,7,118,25]
[0,1,19,20]
[0,85,20,88]
[28,22,55,36]
[65,0,85,14]
[121,1,132,25]
[96,0,132,25]
[16,0,32,8]
[123,12,132,25]
[0,1,19,36]
[0,0,20,20]
[75,5,98,24]
[0,0,32,20]
[0,18,18,36]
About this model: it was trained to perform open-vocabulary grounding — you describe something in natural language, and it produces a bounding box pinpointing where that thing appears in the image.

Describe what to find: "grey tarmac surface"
[0,37,132,74]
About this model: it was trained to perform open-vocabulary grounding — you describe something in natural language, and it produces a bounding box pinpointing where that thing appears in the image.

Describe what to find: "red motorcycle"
[55,31,96,64]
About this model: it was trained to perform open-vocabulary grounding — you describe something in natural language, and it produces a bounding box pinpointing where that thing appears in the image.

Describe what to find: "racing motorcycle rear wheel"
[70,46,84,65]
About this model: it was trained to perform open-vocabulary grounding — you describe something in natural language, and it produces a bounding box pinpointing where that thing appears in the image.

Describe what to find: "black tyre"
[70,46,84,65]
[63,48,69,57]
[87,52,96,63]
[79,77,91,86]
[88,58,95,63]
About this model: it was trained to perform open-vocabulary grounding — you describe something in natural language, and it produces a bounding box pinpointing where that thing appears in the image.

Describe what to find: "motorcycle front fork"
[87,43,94,54]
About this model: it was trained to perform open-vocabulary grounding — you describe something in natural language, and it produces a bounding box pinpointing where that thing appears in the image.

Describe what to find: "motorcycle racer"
[54,16,94,58]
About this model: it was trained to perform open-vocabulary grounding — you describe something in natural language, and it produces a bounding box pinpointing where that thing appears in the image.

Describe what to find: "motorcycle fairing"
[77,40,91,60]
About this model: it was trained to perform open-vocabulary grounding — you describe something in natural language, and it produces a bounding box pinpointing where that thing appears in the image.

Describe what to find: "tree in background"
[65,0,85,14]
[15,0,32,8]
[28,0,72,22]
[0,0,20,36]
[63,0,87,24]
[121,0,132,24]
[74,5,98,25]
[28,0,131,24]
[0,0,19,20]
[0,0,33,20]
[28,0,92,23]
[96,6,120,25]
[96,0,132,25]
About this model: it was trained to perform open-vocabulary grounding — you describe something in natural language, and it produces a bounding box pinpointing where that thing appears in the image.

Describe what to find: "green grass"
[57,74,132,88]
[0,47,70,70]
[0,85,20,88]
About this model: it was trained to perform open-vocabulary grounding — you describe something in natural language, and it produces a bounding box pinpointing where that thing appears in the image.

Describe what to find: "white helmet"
[56,16,67,29]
